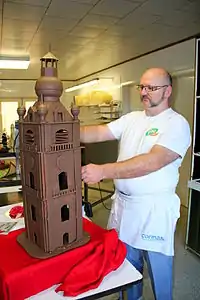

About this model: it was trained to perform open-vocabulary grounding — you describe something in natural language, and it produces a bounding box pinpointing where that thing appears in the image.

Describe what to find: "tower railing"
[22,143,73,152]
[50,143,73,152]
[53,188,75,198]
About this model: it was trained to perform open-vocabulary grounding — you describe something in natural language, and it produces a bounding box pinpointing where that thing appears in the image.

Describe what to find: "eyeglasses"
[136,84,169,92]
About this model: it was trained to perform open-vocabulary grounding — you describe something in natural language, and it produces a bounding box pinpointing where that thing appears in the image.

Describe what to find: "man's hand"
[82,164,104,184]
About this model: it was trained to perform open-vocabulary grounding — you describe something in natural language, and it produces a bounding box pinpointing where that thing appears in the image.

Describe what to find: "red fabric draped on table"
[0,219,126,300]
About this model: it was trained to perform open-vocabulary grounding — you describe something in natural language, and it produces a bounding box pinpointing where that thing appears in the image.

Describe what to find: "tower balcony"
[52,188,76,198]
[21,142,74,153]
[49,143,73,152]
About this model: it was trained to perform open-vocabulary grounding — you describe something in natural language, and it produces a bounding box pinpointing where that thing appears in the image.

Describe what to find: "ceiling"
[0,0,199,81]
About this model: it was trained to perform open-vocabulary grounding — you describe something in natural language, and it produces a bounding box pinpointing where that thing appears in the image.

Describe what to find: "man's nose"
[141,87,148,96]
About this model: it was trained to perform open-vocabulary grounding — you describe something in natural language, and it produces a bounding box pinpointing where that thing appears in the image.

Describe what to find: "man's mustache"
[141,96,150,101]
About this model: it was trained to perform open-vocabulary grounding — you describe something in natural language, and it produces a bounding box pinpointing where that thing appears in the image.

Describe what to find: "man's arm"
[80,124,116,143]
[82,145,180,184]
[82,116,191,184]
[102,145,180,179]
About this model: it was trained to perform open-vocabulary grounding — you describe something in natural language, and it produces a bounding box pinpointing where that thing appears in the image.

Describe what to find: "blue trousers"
[125,243,173,300]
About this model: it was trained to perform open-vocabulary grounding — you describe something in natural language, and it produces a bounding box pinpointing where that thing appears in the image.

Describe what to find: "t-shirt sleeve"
[107,114,130,140]
[156,116,191,158]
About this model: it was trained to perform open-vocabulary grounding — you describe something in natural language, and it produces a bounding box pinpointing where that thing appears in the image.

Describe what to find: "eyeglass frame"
[136,84,170,92]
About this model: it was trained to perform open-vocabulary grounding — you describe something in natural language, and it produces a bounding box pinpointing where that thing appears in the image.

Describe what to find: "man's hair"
[166,71,172,87]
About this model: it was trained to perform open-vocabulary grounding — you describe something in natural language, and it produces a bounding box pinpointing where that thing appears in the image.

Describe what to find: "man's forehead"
[140,70,167,85]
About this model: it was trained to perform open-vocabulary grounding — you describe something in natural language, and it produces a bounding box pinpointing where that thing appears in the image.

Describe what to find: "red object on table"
[9,206,24,219]
[0,219,126,300]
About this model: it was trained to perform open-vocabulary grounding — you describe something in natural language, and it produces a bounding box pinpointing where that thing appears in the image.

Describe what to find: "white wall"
[74,39,196,84]
[171,76,194,207]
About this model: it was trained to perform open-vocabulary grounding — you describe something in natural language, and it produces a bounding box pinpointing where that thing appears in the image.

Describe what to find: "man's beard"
[141,95,165,107]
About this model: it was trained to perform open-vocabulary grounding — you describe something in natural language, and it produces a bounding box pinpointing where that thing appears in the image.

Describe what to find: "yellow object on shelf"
[0,159,16,179]
[75,90,113,106]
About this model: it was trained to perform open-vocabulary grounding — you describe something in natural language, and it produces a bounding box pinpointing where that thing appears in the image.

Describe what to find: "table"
[29,259,140,300]
[0,203,142,300]
[0,185,22,194]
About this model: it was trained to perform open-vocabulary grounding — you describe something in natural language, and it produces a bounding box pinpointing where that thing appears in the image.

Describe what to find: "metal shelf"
[188,179,200,192]
[186,38,200,257]
[194,152,200,156]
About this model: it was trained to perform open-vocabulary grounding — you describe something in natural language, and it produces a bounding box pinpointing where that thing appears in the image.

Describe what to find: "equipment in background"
[81,141,117,213]
[13,121,20,175]
[0,131,10,153]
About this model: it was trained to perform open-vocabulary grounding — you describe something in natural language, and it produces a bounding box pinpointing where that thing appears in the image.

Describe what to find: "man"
[81,68,191,300]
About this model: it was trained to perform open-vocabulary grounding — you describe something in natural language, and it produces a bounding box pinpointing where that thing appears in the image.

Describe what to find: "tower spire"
[35,50,63,102]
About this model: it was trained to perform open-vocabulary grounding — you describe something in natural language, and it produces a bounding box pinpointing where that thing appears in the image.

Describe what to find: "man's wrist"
[101,164,108,180]
[101,163,115,180]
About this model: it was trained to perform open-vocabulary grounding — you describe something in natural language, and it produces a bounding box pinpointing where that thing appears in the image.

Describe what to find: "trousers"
[125,243,173,300]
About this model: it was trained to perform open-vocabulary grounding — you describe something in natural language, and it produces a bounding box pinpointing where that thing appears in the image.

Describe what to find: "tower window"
[25,130,34,144]
[34,233,37,243]
[61,205,69,222]
[29,112,33,122]
[30,172,35,189]
[31,205,36,221]
[55,129,68,144]
[63,233,69,245]
[57,112,63,121]
[58,172,68,190]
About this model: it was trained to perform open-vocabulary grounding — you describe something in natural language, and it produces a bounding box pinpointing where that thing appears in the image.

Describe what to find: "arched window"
[57,112,63,122]
[55,129,68,144]
[25,130,34,144]
[58,172,68,190]
[31,205,36,221]
[34,233,37,243]
[63,233,69,245]
[30,172,35,189]
[61,205,69,222]
[29,112,33,122]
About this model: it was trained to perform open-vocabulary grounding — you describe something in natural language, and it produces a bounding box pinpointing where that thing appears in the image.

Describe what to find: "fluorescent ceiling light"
[65,79,99,92]
[0,55,30,69]
[121,81,134,87]
[96,81,135,91]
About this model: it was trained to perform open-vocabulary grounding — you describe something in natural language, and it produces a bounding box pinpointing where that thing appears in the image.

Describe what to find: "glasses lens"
[136,85,161,92]
[136,85,142,91]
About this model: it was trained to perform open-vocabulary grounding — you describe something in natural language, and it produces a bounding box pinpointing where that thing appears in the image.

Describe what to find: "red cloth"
[56,228,126,297]
[0,219,126,300]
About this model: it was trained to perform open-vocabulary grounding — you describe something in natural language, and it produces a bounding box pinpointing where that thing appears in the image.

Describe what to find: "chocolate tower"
[17,52,89,258]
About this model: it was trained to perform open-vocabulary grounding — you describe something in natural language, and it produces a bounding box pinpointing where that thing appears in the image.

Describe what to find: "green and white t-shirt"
[107,108,191,255]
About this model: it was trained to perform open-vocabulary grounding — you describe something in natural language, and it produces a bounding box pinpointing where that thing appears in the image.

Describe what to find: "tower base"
[17,231,90,259]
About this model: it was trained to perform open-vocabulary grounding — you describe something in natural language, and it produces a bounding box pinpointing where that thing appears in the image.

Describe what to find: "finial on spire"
[17,99,26,121]
[71,101,79,120]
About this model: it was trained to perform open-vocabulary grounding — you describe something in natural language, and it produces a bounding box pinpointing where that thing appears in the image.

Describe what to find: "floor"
[1,180,200,300]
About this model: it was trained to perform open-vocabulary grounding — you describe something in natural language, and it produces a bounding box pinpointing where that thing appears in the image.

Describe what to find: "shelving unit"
[99,101,121,121]
[78,101,122,125]
[186,38,200,256]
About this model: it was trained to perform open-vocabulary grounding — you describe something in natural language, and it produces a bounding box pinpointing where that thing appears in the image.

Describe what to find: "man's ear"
[165,85,172,98]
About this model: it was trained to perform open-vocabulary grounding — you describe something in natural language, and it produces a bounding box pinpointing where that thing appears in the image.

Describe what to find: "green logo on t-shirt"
[145,128,159,136]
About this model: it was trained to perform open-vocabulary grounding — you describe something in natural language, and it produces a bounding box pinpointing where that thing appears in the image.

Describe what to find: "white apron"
[107,190,180,256]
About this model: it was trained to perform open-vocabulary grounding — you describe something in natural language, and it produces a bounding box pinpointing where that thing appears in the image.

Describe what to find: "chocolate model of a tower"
[17,52,89,258]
